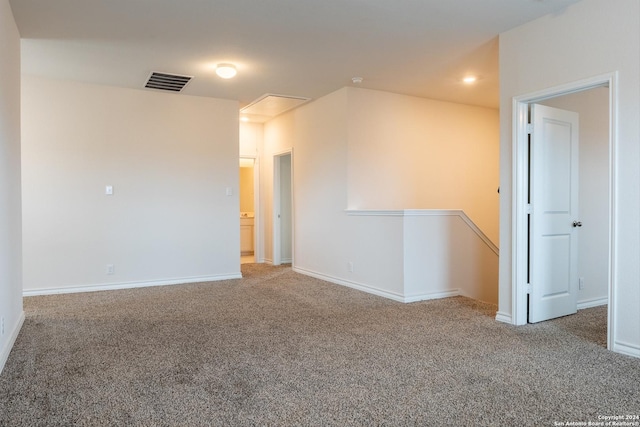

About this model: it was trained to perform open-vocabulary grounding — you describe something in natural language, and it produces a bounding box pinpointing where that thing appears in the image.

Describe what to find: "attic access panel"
[241,94,310,122]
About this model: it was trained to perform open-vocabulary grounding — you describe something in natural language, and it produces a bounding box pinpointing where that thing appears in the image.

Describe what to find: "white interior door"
[279,154,292,263]
[273,152,292,266]
[529,104,580,323]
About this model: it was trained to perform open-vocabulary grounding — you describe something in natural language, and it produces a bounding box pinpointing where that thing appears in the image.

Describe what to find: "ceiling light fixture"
[463,76,477,84]
[216,63,237,79]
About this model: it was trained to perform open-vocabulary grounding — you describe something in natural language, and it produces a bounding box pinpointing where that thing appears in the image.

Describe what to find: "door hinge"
[526,283,532,294]
[525,204,532,214]
[526,124,533,134]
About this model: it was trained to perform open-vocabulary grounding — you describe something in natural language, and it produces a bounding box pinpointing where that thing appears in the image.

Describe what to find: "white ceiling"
[10,0,580,110]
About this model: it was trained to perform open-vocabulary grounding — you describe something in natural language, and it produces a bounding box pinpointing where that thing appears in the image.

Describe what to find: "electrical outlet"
[348,261,354,273]
[106,264,115,275]
[579,277,584,290]
[1,317,4,335]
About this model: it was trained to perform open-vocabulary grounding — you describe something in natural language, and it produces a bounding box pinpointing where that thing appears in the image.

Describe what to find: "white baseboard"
[403,289,460,303]
[577,297,608,310]
[292,266,460,303]
[613,340,640,359]
[0,311,25,375]
[495,311,513,324]
[23,273,243,297]
[494,300,607,325]
[293,266,406,302]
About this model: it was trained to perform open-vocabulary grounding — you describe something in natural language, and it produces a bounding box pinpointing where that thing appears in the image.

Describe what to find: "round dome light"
[216,63,237,79]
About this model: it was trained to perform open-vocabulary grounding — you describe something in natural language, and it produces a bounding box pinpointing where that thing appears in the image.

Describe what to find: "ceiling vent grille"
[144,72,192,92]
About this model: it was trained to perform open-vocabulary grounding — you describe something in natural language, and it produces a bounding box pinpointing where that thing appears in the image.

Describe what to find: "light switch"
[105,185,113,195]
[226,187,233,196]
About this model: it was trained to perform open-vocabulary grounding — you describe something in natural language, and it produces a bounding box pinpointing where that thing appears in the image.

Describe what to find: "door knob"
[572,221,583,227]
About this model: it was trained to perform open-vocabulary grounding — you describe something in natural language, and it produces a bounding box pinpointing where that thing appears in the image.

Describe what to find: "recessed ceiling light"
[216,63,237,79]
[240,116,250,122]
[463,76,477,84]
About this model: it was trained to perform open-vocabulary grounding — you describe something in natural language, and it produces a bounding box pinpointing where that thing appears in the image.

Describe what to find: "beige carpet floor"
[1,263,638,426]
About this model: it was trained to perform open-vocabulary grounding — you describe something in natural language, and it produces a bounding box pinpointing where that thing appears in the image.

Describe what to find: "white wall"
[341,210,498,304]
[0,0,24,374]
[262,112,299,264]
[300,209,498,304]
[263,87,499,304]
[404,212,498,303]
[264,88,352,273]
[499,0,640,356]
[239,122,262,157]
[21,76,241,293]
[286,89,351,274]
[347,88,500,245]
[343,213,405,298]
[541,87,609,307]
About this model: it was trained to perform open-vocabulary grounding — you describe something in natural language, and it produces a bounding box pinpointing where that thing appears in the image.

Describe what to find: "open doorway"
[511,73,616,350]
[240,157,259,264]
[273,151,293,266]
[538,89,610,309]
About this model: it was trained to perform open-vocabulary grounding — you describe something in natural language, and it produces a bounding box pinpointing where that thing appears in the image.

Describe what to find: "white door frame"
[273,149,293,266]
[511,72,617,350]
[240,155,260,262]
